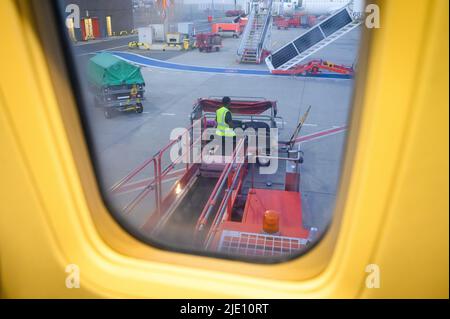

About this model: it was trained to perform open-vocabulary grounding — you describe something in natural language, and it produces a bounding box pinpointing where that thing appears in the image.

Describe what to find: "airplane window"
[56,0,364,262]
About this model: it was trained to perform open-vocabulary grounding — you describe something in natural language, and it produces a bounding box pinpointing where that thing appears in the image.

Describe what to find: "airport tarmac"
[71,24,362,246]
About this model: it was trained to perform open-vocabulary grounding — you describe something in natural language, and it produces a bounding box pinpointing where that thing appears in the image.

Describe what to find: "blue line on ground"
[109,51,353,79]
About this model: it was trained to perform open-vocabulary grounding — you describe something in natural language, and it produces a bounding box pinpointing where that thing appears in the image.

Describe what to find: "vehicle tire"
[298,150,304,164]
[215,47,220,52]
[93,96,100,108]
[104,108,113,119]
[257,156,271,167]
[136,103,143,114]
[199,47,203,52]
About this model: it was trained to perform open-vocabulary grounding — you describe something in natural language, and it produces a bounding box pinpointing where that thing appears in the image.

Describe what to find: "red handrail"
[204,157,247,248]
[195,137,247,233]
[113,121,200,217]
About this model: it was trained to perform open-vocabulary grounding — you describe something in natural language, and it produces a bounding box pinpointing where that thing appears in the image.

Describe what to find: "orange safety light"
[263,210,280,234]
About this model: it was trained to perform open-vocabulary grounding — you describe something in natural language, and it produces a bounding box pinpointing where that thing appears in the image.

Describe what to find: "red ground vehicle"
[111,97,315,259]
[308,15,317,27]
[212,23,241,38]
[287,15,301,28]
[196,33,222,52]
[237,17,248,33]
[275,18,289,30]
[271,59,354,76]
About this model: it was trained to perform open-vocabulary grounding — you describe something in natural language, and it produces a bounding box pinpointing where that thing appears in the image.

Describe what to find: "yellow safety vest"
[216,106,236,137]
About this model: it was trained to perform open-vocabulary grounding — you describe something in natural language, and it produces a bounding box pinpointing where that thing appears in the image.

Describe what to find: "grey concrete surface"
[73,24,362,250]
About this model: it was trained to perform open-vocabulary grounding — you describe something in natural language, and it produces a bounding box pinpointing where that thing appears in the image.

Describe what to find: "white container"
[149,24,165,42]
[166,32,185,45]
[178,22,194,37]
[138,27,153,46]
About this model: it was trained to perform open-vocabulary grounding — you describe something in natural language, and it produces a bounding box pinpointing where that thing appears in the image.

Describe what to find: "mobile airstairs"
[265,5,362,71]
[237,0,273,64]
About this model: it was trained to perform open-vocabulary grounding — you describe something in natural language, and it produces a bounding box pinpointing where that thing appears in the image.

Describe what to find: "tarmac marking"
[108,51,354,79]
[76,45,129,56]
[303,123,319,127]
[295,125,347,144]
[161,112,176,116]
[73,35,137,47]
[111,125,348,194]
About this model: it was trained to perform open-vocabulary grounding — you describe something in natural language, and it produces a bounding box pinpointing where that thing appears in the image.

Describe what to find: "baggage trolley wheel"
[104,108,113,119]
[298,150,304,164]
[136,103,144,114]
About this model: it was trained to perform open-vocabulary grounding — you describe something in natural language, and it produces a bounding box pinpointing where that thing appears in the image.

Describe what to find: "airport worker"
[216,96,236,156]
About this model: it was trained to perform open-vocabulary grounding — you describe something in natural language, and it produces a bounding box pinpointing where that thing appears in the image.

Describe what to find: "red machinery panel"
[211,23,240,34]
[210,189,310,255]
[240,189,309,238]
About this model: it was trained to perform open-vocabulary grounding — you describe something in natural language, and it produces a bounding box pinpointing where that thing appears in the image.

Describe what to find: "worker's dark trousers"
[220,136,237,157]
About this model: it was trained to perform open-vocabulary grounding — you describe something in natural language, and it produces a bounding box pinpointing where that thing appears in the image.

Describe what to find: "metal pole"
[155,157,161,217]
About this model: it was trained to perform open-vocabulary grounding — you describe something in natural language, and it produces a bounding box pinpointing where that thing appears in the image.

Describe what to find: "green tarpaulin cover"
[87,52,145,87]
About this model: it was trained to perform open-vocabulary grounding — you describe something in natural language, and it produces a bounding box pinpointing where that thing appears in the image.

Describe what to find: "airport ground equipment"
[265,6,361,71]
[237,0,273,64]
[212,23,241,38]
[148,24,165,42]
[111,97,316,259]
[136,26,154,49]
[178,22,195,38]
[274,17,289,29]
[306,15,317,27]
[183,38,193,50]
[237,16,249,32]
[271,59,354,76]
[288,105,311,149]
[196,33,222,52]
[274,15,302,29]
[128,41,150,50]
[87,52,145,119]
[287,15,301,28]
[166,32,186,49]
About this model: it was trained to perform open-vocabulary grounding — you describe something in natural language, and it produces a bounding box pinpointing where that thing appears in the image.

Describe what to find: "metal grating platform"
[218,230,308,257]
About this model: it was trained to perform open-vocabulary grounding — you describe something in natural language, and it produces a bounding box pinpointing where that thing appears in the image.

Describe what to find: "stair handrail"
[257,0,273,59]
[237,2,257,56]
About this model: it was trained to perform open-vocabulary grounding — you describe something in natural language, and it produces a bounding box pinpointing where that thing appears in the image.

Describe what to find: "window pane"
[57,0,364,262]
